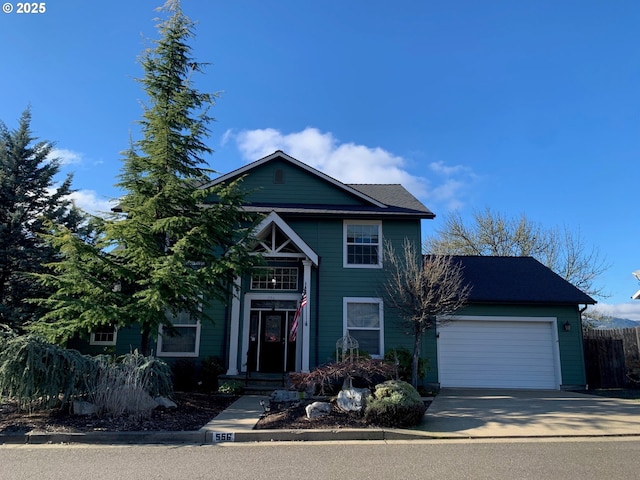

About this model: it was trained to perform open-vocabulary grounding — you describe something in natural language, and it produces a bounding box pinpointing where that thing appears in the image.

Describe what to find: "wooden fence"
[583,328,640,388]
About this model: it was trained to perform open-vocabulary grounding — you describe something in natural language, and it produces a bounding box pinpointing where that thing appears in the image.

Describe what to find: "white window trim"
[157,309,202,358]
[343,220,383,269]
[343,297,384,358]
[90,326,118,346]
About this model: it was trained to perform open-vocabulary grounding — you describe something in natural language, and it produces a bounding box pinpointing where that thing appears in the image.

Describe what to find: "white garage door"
[437,318,560,389]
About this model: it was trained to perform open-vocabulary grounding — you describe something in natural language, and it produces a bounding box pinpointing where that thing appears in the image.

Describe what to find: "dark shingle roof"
[449,255,596,305]
[348,184,434,216]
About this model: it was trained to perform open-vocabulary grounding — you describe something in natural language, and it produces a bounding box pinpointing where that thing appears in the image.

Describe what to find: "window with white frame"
[90,325,117,346]
[344,298,384,357]
[344,220,382,268]
[251,267,299,290]
[158,309,201,357]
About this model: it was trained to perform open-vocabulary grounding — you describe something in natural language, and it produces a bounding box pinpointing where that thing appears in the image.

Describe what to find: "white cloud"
[47,148,83,166]
[66,190,115,216]
[596,303,640,321]
[232,127,475,209]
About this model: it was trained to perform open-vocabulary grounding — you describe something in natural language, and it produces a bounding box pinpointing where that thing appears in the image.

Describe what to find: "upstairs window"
[344,220,382,268]
[251,267,299,290]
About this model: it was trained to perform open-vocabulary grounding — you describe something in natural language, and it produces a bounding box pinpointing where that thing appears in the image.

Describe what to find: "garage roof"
[450,255,596,305]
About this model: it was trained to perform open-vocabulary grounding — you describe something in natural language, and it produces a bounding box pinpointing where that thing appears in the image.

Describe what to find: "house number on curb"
[212,432,235,443]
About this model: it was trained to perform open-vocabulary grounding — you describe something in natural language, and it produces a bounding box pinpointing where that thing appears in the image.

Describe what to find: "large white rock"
[336,387,371,413]
[305,401,331,419]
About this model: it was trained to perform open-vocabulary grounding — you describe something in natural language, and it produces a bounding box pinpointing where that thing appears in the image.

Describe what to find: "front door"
[260,312,286,372]
[247,309,297,373]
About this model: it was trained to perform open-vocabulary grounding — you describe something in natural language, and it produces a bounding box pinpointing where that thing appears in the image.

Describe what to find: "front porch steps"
[219,373,291,395]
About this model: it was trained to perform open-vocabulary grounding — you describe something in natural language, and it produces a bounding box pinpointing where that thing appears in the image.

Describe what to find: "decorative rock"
[154,396,177,409]
[305,401,331,419]
[336,387,371,413]
[269,389,305,403]
[72,400,97,416]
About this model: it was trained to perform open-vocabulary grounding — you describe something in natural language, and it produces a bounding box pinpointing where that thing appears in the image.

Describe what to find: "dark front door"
[260,312,286,373]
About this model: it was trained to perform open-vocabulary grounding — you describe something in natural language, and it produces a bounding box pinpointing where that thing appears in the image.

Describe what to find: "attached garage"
[437,316,562,390]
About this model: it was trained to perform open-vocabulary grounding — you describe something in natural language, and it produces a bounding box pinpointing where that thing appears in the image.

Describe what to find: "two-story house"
[85,151,594,390]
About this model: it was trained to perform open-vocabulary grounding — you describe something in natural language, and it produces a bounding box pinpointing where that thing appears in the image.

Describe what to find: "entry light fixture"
[563,321,571,332]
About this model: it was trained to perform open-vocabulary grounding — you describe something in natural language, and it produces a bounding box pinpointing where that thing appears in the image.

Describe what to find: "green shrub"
[364,380,426,428]
[218,380,243,395]
[0,334,96,411]
[384,347,429,383]
[200,356,225,392]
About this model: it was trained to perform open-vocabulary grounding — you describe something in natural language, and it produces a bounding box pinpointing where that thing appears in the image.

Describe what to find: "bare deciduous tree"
[425,207,609,299]
[383,239,471,387]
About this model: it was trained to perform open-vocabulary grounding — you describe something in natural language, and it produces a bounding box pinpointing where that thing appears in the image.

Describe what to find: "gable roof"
[204,151,435,219]
[449,255,596,305]
[253,211,319,266]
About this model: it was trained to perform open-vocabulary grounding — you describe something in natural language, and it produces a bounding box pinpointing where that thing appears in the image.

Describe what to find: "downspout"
[579,304,589,390]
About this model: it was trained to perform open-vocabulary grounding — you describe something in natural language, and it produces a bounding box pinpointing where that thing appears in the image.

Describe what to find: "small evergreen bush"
[384,347,429,383]
[364,380,426,428]
[200,356,225,392]
[218,380,243,395]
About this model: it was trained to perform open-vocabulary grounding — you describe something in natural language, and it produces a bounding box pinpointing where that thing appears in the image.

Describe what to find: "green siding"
[209,159,367,206]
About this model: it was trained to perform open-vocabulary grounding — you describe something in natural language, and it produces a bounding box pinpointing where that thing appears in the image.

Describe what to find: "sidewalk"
[4,390,640,445]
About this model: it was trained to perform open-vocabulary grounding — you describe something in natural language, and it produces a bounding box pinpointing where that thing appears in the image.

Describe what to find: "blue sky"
[1,0,639,317]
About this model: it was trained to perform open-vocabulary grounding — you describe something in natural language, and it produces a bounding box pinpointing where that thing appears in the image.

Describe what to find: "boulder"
[305,401,331,419]
[336,387,371,413]
[269,390,305,403]
[154,396,177,409]
[72,400,97,416]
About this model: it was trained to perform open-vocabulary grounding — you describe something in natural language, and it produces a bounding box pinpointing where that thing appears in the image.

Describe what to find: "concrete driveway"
[419,388,640,438]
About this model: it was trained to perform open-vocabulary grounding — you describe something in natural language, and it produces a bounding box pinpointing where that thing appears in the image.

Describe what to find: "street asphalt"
[3,389,640,445]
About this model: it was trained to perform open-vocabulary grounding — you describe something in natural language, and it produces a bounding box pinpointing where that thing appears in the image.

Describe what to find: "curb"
[0,427,444,445]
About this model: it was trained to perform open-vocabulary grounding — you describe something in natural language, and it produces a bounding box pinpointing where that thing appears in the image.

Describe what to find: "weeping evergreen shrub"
[0,334,96,411]
[0,335,173,415]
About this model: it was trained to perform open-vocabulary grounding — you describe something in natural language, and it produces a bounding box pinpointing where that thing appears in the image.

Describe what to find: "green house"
[83,151,594,390]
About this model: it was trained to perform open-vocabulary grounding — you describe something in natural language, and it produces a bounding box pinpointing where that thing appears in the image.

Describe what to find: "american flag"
[289,287,307,342]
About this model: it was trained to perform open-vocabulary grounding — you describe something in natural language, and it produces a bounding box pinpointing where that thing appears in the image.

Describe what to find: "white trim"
[241,292,301,373]
[226,277,242,375]
[343,220,383,269]
[89,326,118,346]
[436,315,562,389]
[203,151,387,208]
[301,260,312,372]
[343,297,384,358]
[157,321,201,358]
[254,212,319,266]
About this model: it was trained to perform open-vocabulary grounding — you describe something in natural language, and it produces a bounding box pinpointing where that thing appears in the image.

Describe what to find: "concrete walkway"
[4,389,640,444]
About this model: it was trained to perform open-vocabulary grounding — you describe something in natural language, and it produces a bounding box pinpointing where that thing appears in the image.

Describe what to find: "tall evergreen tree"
[0,109,81,331]
[31,0,259,354]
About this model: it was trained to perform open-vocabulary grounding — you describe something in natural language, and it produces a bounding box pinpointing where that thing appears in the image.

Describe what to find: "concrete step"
[219,373,289,395]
